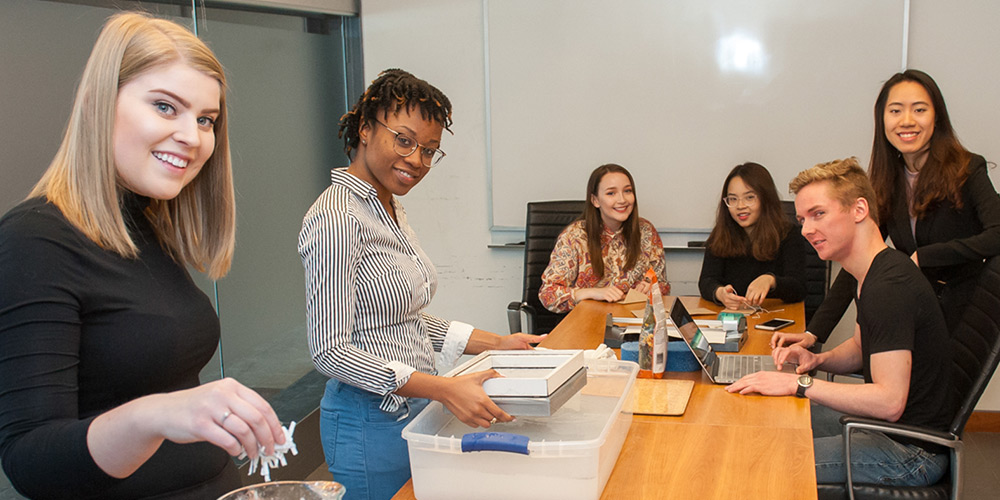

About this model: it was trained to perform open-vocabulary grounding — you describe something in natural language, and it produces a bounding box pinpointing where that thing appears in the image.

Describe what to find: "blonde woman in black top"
[0,13,284,499]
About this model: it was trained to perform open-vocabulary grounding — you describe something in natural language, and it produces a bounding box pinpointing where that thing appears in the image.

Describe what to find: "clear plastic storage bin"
[401,359,638,500]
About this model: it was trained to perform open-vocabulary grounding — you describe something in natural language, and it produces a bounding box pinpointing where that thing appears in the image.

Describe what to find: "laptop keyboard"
[718,355,777,382]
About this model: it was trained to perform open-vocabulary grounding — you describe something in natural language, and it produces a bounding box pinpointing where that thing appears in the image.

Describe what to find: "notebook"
[669,297,794,384]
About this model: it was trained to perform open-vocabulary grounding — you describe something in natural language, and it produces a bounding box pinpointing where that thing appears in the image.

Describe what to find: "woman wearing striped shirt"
[298,69,541,500]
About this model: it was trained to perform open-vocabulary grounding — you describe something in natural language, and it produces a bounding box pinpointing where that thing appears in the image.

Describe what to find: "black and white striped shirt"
[298,169,473,412]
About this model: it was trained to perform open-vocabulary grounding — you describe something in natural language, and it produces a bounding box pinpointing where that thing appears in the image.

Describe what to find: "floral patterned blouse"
[539,218,669,313]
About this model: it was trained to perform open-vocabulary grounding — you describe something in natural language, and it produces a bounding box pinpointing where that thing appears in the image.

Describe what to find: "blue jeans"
[811,403,949,486]
[320,379,429,500]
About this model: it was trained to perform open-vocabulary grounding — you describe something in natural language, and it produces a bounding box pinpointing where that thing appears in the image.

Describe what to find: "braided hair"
[338,69,453,157]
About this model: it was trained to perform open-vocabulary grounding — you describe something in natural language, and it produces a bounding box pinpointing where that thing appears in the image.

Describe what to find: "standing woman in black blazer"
[774,69,1000,349]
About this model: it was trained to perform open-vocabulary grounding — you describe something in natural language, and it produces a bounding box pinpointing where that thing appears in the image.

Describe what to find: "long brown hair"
[870,69,970,224]
[583,164,641,279]
[29,12,235,279]
[706,162,789,261]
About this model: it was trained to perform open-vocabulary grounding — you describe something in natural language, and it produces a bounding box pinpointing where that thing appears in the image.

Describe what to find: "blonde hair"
[29,11,235,279]
[789,157,879,225]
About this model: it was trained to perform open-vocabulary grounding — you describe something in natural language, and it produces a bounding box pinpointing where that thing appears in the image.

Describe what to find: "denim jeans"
[320,378,429,500]
[811,402,949,486]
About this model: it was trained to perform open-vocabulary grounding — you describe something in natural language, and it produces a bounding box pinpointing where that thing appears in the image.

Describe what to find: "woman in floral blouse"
[539,164,669,313]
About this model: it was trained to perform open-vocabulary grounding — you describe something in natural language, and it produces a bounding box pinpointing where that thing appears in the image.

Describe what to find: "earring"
[361,139,367,145]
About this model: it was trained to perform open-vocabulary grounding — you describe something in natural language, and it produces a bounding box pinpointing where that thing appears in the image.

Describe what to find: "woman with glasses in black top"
[699,162,807,310]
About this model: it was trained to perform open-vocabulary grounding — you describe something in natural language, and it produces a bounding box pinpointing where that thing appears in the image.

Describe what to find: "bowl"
[217,481,345,500]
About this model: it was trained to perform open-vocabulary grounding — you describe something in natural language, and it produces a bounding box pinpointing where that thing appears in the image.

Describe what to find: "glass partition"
[192,6,353,403]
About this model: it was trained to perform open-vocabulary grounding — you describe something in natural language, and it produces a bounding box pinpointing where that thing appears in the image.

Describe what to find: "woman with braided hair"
[298,69,541,500]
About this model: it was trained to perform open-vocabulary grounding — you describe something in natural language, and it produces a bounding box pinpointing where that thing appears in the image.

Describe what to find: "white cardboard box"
[445,350,585,397]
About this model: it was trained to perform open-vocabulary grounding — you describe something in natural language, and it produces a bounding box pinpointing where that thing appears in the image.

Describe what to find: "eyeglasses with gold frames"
[375,120,446,168]
[723,193,758,207]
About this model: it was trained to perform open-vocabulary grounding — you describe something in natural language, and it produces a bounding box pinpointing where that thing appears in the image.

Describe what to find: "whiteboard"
[487,0,904,231]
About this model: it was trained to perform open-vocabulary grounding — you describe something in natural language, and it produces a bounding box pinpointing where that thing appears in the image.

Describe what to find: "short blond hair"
[30,11,234,279]
[789,157,879,225]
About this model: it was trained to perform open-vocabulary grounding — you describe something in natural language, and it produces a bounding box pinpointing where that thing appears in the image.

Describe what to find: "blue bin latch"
[460,432,530,455]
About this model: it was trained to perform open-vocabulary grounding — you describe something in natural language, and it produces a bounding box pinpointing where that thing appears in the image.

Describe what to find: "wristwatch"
[796,375,813,398]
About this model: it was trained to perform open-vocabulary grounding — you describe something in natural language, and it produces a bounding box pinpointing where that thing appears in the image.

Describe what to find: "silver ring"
[220,411,232,424]
[489,417,497,425]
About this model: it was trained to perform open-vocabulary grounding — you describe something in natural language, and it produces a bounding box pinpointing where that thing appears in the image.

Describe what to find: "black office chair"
[782,201,831,323]
[506,200,586,335]
[816,255,1000,500]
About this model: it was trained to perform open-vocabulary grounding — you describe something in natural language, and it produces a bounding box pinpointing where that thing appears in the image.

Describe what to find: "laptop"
[669,297,794,384]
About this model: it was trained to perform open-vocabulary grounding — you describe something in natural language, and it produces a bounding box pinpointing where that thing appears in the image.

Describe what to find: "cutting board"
[631,378,695,416]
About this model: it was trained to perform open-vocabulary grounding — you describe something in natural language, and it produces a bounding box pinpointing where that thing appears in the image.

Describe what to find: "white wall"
[360,0,523,335]
[359,0,1000,411]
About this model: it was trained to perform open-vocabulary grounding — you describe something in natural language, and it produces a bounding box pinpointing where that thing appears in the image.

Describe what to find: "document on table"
[624,310,728,344]
[618,288,647,304]
[668,326,727,343]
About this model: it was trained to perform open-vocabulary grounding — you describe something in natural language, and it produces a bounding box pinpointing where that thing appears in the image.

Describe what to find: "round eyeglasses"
[723,193,758,207]
[375,120,446,168]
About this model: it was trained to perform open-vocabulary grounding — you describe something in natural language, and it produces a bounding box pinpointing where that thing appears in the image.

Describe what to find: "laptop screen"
[669,297,719,373]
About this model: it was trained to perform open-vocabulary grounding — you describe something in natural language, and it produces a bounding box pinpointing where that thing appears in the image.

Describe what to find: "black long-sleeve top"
[808,154,1000,342]
[698,228,807,304]
[0,195,239,499]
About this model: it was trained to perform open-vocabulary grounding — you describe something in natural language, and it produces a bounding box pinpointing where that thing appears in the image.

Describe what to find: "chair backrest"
[781,201,830,322]
[948,255,1000,436]
[520,200,587,334]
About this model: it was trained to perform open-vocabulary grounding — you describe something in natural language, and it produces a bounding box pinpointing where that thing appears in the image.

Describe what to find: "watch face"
[796,375,812,398]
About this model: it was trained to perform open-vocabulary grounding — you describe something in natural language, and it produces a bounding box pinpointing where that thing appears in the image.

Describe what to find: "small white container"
[402,359,638,500]
[445,349,586,397]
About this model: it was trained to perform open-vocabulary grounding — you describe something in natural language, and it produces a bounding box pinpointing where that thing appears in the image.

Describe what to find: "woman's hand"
[744,274,776,306]
[466,329,543,354]
[150,378,285,458]
[715,285,745,310]
[87,377,285,478]
[436,370,512,428]
[633,280,652,295]
[576,286,625,303]
[497,333,545,350]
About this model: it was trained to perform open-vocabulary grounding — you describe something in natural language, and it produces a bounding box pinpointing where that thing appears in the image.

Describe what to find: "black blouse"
[0,195,238,499]
[698,228,807,304]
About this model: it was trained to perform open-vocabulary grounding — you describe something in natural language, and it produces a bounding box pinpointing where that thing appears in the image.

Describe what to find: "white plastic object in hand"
[239,421,299,482]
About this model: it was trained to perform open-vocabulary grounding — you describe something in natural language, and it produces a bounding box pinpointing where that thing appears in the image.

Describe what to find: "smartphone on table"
[753,318,795,331]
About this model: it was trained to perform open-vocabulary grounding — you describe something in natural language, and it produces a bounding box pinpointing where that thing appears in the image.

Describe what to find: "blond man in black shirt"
[727,157,953,487]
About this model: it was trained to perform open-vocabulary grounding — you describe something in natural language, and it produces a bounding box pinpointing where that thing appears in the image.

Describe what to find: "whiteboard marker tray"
[445,350,585,397]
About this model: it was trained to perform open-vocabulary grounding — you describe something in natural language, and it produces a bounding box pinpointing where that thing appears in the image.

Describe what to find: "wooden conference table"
[393,297,816,500]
